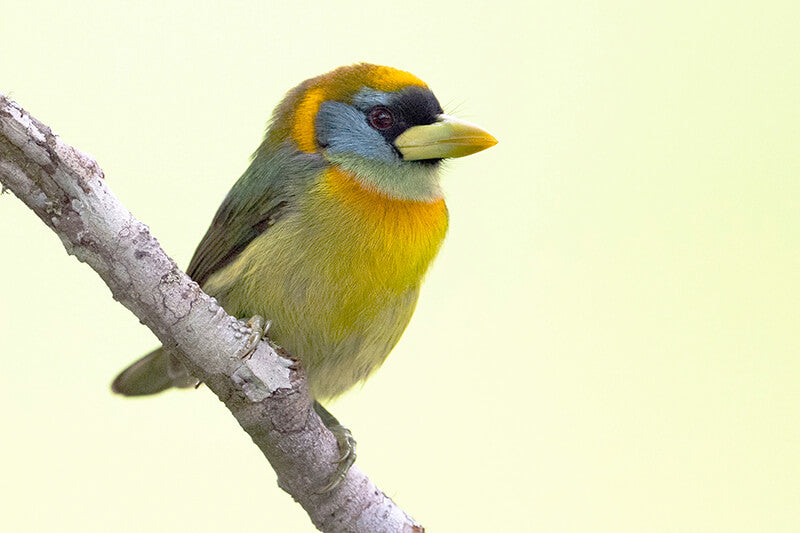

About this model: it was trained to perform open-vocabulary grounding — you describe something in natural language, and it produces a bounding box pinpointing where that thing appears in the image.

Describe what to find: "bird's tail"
[111,347,196,396]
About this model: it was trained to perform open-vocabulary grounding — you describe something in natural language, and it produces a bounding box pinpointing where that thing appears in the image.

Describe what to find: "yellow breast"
[308,166,449,287]
[203,166,448,399]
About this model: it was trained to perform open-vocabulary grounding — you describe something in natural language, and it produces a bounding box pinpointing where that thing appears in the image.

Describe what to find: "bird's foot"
[314,402,357,493]
[238,315,271,360]
[319,424,357,493]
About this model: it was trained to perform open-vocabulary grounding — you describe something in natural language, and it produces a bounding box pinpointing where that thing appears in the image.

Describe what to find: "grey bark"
[0,93,423,533]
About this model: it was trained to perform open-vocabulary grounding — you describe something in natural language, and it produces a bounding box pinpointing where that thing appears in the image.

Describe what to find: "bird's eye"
[367,106,394,130]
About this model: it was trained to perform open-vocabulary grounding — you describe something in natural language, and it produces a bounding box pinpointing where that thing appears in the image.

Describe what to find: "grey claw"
[238,315,266,360]
[318,471,347,494]
[316,425,357,493]
[312,402,358,493]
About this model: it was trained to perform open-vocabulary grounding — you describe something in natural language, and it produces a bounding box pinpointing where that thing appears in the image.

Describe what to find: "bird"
[111,63,497,490]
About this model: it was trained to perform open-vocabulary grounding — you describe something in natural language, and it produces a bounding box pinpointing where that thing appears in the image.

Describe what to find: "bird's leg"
[313,401,357,493]
[238,315,271,360]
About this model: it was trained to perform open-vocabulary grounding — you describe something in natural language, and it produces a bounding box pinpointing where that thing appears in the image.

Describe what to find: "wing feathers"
[186,145,324,287]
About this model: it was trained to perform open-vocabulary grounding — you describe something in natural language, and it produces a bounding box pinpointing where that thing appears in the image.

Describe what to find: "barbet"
[112,63,497,489]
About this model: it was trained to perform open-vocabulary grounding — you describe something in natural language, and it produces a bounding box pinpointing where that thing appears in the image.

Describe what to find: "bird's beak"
[394,114,498,161]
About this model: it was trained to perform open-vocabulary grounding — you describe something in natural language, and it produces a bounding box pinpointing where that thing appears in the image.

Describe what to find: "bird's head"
[266,63,497,201]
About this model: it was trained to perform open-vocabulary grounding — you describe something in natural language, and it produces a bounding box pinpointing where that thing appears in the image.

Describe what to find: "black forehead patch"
[390,86,443,127]
[367,86,444,153]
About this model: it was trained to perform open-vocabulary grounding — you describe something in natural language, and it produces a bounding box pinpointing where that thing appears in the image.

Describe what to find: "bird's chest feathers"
[304,167,448,289]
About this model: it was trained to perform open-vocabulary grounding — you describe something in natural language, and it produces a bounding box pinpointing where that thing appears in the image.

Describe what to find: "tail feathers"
[111,347,195,396]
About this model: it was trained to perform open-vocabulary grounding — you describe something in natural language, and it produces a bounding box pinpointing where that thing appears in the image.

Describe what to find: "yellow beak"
[394,114,498,160]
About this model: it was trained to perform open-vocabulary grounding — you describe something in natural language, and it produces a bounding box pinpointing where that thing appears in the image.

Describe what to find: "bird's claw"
[313,401,358,493]
[317,423,357,494]
[238,315,271,360]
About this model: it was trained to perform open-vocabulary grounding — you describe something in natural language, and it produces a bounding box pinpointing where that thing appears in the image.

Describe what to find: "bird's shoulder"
[186,144,326,287]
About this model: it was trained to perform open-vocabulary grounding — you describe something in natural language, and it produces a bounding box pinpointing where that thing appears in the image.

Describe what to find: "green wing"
[186,145,325,287]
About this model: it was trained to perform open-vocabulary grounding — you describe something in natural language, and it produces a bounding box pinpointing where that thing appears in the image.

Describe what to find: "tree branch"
[0,93,423,533]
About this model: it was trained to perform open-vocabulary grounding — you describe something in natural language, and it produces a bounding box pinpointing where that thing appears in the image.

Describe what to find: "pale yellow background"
[1,1,799,532]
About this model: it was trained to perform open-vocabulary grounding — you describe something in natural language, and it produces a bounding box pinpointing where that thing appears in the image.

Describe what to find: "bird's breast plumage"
[310,166,448,287]
[202,166,448,399]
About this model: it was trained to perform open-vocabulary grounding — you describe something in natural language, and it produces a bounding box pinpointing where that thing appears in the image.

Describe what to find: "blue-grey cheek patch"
[352,88,391,111]
[316,101,397,164]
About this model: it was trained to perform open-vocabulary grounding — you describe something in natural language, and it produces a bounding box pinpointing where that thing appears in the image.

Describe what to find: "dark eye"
[367,106,394,130]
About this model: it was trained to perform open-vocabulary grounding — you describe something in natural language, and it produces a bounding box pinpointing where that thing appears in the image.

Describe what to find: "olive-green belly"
[202,214,423,400]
